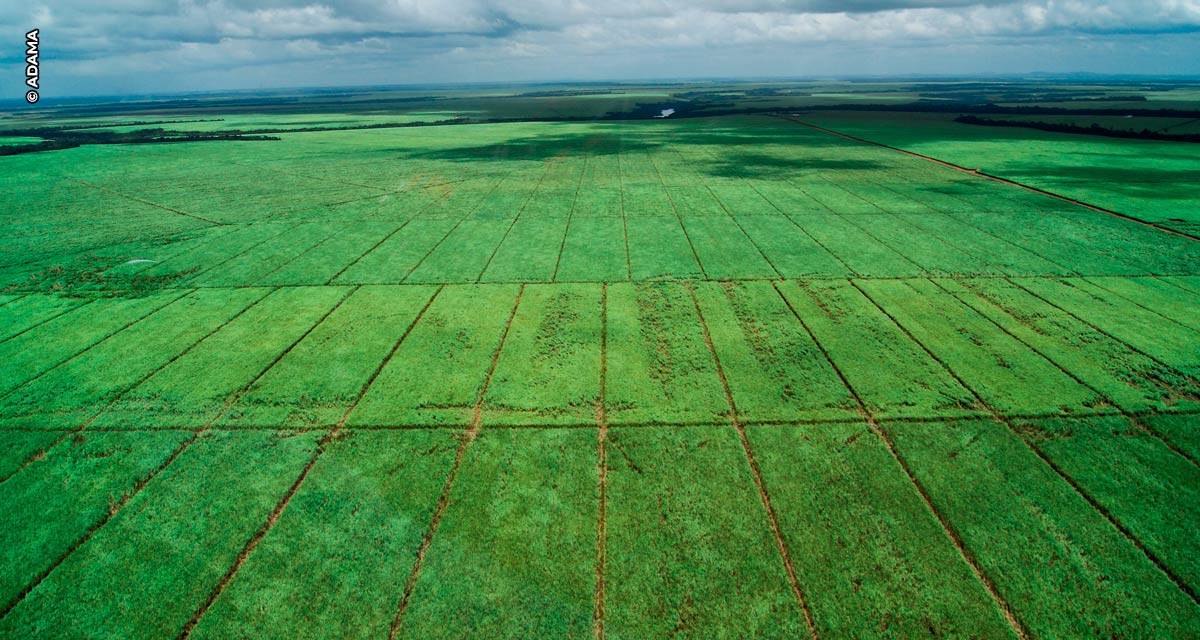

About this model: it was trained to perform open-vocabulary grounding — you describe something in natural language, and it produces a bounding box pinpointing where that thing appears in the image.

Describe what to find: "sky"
[5,0,1200,97]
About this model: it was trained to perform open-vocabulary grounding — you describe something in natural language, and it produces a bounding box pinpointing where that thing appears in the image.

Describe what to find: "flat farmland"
[1,112,1198,638]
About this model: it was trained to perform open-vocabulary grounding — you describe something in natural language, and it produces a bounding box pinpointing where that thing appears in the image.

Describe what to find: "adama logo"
[25,29,39,104]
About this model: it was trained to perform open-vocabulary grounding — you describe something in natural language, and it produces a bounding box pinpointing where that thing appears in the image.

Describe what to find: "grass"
[397,428,597,638]
[188,429,459,639]
[747,422,1016,638]
[0,430,322,638]
[883,420,1200,637]
[604,426,808,638]
[1,100,1198,636]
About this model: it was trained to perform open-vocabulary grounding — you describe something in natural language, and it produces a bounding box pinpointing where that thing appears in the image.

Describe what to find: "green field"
[2,85,1199,638]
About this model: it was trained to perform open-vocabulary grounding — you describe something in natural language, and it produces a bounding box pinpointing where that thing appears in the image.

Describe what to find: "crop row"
[2,416,1196,638]
[2,277,1197,432]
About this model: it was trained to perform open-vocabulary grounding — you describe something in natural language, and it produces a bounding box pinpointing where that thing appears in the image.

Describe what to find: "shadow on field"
[396,120,857,163]
[401,133,663,162]
[703,152,889,178]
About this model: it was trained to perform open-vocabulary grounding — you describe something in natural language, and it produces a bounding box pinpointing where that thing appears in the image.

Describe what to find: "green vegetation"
[189,430,459,639]
[398,429,597,638]
[604,426,808,637]
[883,420,1200,637]
[748,423,1015,637]
[0,430,321,638]
[2,81,1198,636]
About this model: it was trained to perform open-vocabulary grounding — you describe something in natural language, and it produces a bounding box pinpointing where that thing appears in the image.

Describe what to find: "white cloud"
[7,0,1199,94]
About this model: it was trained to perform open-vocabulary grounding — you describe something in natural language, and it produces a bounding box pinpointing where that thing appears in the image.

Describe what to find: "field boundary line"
[0,288,275,485]
[686,282,818,640]
[6,405,1200,435]
[323,190,445,284]
[401,174,514,284]
[118,225,248,277]
[740,182,858,276]
[388,284,525,639]
[778,116,1200,243]
[594,283,609,640]
[172,223,299,287]
[169,286,410,633]
[0,289,193,404]
[785,177,927,274]
[772,280,1030,640]
[617,153,633,281]
[13,273,1200,297]
[1016,422,1200,605]
[1005,277,1200,401]
[230,160,395,192]
[1078,277,1200,335]
[321,175,484,210]
[0,224,233,274]
[1,281,345,620]
[0,426,201,620]
[0,297,94,348]
[869,181,1082,276]
[826,181,991,269]
[177,285,443,639]
[253,225,350,285]
[928,277,1200,469]
[1153,275,1200,297]
[850,278,1200,609]
[703,184,785,280]
[552,155,591,282]
[645,153,708,279]
[0,294,27,309]
[65,177,227,226]
[1129,417,1200,469]
[476,162,552,283]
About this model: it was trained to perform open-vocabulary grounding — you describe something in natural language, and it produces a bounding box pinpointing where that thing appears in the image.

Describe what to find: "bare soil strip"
[594,284,609,640]
[772,281,1030,640]
[780,117,1200,244]
[687,283,819,640]
[849,279,1199,609]
[388,285,525,639]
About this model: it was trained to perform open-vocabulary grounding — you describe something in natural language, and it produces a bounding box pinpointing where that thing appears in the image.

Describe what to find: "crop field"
[1,106,1198,638]
[800,111,1200,235]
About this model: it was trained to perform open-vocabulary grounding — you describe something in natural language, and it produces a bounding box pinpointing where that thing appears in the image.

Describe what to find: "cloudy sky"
[7,0,1200,97]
